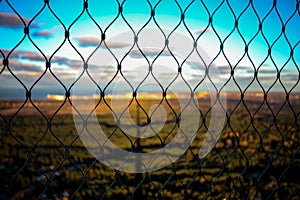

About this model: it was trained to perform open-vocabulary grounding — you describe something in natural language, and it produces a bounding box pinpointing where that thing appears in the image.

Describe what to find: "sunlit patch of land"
[1,91,299,116]
[0,91,299,199]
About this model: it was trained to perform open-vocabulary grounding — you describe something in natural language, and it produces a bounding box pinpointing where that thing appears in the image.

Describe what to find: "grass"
[0,92,299,199]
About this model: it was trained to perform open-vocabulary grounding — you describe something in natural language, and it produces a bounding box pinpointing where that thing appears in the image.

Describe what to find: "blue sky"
[0,0,299,99]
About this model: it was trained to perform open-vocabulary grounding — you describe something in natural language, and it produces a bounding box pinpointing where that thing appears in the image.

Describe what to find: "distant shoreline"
[0,91,299,101]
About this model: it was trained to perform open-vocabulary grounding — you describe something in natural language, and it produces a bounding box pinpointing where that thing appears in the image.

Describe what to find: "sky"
[0,0,299,99]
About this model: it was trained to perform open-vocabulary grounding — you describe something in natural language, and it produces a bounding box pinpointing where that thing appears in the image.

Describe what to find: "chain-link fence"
[0,0,299,199]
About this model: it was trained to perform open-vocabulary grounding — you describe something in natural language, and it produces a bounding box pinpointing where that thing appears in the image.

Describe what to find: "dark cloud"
[69,36,132,48]
[0,12,40,28]
[21,52,45,61]
[87,64,115,72]
[12,51,73,66]
[32,25,63,38]
[129,48,171,59]
[1,48,83,68]
[262,63,271,67]
[257,75,277,81]
[259,69,278,74]
[1,49,30,59]
[211,65,251,74]
[247,69,277,74]
[235,66,252,70]
[73,37,100,47]
[32,30,53,38]
[0,49,10,57]
[280,73,299,81]
[213,66,231,74]
[8,60,43,72]
[51,56,82,68]
[48,71,78,80]
[230,76,254,83]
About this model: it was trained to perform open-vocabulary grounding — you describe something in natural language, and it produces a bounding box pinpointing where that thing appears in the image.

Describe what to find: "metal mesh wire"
[0,0,299,199]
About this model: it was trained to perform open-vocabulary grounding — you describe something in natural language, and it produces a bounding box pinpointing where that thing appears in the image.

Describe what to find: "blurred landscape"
[0,92,299,199]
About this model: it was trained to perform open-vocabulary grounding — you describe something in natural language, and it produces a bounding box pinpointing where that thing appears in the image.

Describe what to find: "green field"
[0,92,299,199]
